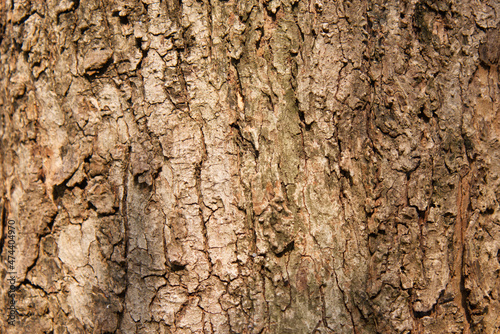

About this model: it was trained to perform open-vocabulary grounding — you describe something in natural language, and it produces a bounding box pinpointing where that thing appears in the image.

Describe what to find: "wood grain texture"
[0,0,499,333]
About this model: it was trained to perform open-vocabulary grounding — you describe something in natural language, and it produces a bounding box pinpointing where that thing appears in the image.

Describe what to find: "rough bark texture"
[1,0,499,333]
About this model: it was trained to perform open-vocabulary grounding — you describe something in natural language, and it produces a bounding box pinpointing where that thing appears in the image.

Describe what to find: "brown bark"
[0,0,499,333]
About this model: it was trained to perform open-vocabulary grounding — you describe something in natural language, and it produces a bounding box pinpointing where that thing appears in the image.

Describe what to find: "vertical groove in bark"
[118,144,131,331]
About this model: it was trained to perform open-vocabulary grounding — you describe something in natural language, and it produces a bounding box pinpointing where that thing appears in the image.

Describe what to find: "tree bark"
[1,0,499,333]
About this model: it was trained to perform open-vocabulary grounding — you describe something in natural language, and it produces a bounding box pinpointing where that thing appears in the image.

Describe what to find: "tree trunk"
[1,0,499,333]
